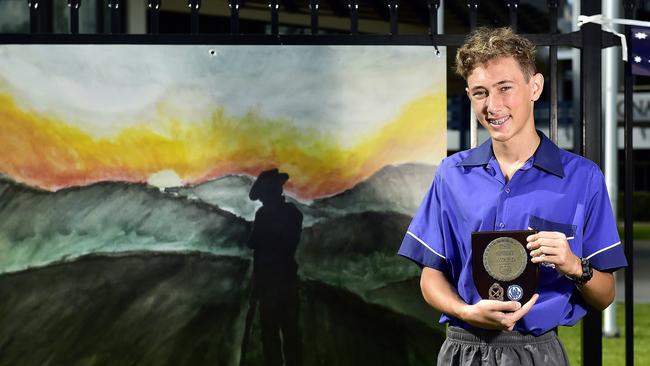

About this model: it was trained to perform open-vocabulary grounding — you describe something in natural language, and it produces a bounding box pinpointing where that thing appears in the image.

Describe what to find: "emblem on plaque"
[507,285,524,301]
[488,283,504,301]
[483,236,528,282]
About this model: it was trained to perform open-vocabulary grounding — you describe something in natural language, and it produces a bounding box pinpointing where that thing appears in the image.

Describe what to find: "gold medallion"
[482,236,527,281]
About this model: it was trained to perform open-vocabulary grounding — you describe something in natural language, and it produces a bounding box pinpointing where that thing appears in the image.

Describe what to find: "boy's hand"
[527,231,582,278]
[459,294,539,331]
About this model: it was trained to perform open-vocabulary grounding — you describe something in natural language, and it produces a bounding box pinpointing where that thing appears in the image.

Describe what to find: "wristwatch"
[568,257,593,285]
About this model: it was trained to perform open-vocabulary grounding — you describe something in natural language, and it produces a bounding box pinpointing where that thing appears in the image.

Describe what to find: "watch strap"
[568,257,592,285]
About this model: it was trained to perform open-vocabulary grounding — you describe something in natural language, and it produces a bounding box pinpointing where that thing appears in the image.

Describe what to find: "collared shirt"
[398,131,627,336]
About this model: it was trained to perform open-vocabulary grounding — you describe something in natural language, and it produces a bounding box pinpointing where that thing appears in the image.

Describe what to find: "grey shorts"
[437,326,570,366]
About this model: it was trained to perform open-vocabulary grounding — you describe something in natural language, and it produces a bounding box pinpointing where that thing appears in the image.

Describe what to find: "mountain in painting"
[312,162,436,216]
[171,162,436,226]
[0,176,249,273]
[0,163,431,320]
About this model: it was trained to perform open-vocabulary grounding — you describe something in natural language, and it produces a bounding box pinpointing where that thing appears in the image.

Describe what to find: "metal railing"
[0,1,637,365]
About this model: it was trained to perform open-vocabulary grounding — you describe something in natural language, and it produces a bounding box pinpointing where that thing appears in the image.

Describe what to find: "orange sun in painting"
[0,92,445,200]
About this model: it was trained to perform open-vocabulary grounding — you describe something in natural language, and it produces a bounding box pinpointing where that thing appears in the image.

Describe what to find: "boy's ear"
[530,73,544,102]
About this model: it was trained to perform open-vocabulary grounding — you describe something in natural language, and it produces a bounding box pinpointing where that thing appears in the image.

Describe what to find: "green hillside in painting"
[0,252,444,366]
[0,177,249,273]
[0,163,443,365]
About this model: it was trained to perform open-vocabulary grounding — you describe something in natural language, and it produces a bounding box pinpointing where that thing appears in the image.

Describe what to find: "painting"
[0,44,447,365]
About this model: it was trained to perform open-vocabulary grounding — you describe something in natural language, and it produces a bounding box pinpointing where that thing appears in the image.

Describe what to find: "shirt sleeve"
[582,166,627,271]
[397,169,449,273]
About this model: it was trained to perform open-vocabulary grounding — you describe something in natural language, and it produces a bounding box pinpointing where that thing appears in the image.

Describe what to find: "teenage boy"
[398,27,627,365]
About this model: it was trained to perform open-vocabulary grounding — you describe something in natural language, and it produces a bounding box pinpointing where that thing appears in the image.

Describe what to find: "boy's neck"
[491,127,541,182]
[492,128,540,166]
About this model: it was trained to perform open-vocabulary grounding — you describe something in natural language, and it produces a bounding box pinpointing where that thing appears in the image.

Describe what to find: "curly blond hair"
[455,27,537,81]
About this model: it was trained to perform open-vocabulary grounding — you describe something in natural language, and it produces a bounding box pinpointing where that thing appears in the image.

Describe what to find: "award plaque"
[472,230,538,303]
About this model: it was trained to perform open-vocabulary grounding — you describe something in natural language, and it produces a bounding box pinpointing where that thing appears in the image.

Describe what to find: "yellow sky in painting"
[0,91,445,200]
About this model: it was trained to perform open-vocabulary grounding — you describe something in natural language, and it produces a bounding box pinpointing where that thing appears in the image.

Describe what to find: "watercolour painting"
[0,45,446,365]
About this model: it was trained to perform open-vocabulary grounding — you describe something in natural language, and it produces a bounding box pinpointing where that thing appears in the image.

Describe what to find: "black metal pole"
[463,0,479,150]
[581,1,603,364]
[622,4,635,366]
[310,0,319,35]
[269,0,279,36]
[506,0,519,32]
[388,0,399,35]
[229,0,240,35]
[548,0,559,143]
[108,0,121,34]
[68,0,80,34]
[468,0,479,30]
[349,0,359,35]
[148,0,161,35]
[427,0,440,35]
[189,0,201,35]
[96,0,104,34]
[28,0,39,34]
[460,92,470,151]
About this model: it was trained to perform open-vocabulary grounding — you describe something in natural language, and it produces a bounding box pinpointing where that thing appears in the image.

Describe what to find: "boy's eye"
[472,90,487,98]
[500,86,512,92]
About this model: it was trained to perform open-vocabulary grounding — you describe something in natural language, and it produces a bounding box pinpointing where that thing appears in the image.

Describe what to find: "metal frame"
[2,1,637,365]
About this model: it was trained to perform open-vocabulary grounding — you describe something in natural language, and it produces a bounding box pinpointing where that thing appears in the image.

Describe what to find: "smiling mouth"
[488,116,510,126]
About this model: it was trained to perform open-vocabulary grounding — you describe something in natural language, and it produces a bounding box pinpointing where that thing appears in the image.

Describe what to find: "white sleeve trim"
[406,231,446,260]
[585,241,622,260]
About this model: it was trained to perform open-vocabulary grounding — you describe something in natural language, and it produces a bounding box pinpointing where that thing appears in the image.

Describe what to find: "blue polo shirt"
[398,131,628,336]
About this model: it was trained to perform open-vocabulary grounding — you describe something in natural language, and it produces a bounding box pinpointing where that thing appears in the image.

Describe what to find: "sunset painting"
[0,45,447,365]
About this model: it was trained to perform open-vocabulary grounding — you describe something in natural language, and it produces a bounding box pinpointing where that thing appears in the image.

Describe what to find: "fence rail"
[1,1,638,366]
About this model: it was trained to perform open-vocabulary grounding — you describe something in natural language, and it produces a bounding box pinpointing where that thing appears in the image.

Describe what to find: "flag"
[631,26,650,76]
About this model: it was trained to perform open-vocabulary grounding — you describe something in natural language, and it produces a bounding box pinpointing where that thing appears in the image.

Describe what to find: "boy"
[398,27,627,365]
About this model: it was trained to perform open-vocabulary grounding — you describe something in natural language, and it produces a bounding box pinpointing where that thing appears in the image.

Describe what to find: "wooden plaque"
[471,230,539,304]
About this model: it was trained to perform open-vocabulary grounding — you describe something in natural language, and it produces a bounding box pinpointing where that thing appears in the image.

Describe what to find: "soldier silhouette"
[245,168,303,366]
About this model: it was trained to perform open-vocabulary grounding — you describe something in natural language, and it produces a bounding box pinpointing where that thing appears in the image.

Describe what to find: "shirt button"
[505,188,511,194]
[499,222,505,228]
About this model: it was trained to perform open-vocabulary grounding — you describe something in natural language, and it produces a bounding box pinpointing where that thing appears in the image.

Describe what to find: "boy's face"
[465,56,543,144]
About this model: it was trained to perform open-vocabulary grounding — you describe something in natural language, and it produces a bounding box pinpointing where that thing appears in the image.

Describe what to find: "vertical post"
[189,0,201,34]
[269,0,279,36]
[437,0,444,34]
[427,0,440,35]
[348,0,359,35]
[229,0,240,34]
[108,0,121,34]
[466,0,479,149]
[148,0,161,34]
[467,0,479,30]
[548,0,559,143]
[28,0,40,34]
[388,0,399,35]
[622,3,636,366]
[68,0,80,34]
[602,0,621,339]
[96,0,105,34]
[462,94,471,150]
[309,0,319,35]
[581,1,603,364]
[506,0,518,32]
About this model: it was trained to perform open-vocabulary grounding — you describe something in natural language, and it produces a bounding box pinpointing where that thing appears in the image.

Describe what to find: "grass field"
[559,303,649,366]
[618,221,650,241]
